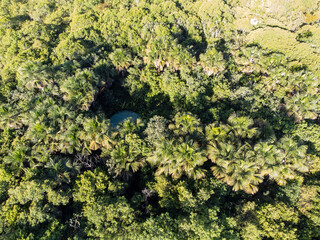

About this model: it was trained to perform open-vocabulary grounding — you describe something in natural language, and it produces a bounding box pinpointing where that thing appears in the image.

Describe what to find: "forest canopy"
[1,0,320,239]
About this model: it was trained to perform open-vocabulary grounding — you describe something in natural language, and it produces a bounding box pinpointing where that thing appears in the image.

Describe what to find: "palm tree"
[269,165,295,186]
[208,142,263,194]
[79,116,115,152]
[148,139,175,167]
[199,47,224,76]
[227,113,258,139]
[226,160,262,194]
[109,48,132,71]
[209,141,234,181]
[173,141,206,179]
[108,133,147,178]
[4,146,29,175]
[205,122,229,142]
[109,143,145,178]
[205,114,258,146]
[254,141,278,173]
[167,44,194,72]
[60,70,97,111]
[47,105,74,128]
[44,156,80,185]
[254,138,308,186]
[17,61,50,91]
[25,117,51,144]
[56,123,82,154]
[276,137,308,173]
[0,104,24,130]
[118,118,144,137]
[146,37,171,72]
[286,93,318,122]
[170,112,203,138]
[148,140,206,180]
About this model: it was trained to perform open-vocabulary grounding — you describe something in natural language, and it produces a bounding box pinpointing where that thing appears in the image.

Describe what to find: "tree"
[256,202,299,240]
[79,115,115,153]
[149,139,206,180]
[1,0,320,238]
[60,70,98,110]
[255,137,309,186]
[117,118,144,137]
[4,146,30,176]
[73,169,136,239]
[144,115,169,145]
[207,114,262,194]
[169,112,203,139]
[109,48,132,71]
[108,133,147,178]
[298,184,320,239]
[209,142,262,194]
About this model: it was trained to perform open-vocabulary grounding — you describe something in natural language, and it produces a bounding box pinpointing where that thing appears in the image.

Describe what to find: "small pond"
[110,110,140,127]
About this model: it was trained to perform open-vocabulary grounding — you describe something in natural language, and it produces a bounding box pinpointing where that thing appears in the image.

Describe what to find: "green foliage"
[293,122,320,153]
[107,133,148,178]
[207,114,311,194]
[1,0,320,238]
[144,115,169,144]
[297,184,320,238]
[148,113,206,180]
[60,70,98,111]
[256,202,299,239]
[149,139,206,180]
[73,169,136,238]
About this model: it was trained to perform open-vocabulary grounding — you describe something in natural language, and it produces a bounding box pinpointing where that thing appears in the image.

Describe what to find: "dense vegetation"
[1,0,320,239]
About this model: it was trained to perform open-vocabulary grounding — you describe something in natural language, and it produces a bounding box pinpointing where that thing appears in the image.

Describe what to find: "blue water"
[110,110,140,127]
